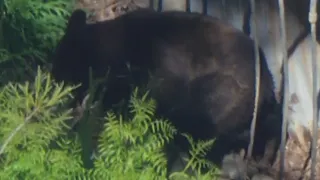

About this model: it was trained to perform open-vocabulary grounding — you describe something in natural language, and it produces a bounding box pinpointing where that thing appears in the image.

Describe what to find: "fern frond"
[0,67,84,179]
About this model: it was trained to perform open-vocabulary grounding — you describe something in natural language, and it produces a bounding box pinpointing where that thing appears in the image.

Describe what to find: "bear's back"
[90,9,266,84]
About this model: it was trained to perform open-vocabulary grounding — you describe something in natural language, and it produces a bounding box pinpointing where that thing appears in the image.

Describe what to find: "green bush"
[0,1,221,179]
[0,0,73,84]
[0,69,220,180]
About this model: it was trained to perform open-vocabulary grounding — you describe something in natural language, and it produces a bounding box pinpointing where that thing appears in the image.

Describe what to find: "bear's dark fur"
[51,8,282,171]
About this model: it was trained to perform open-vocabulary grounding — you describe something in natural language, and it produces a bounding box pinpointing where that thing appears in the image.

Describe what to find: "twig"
[0,108,38,155]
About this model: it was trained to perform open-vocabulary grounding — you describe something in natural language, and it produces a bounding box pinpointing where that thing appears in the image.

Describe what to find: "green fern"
[169,133,219,180]
[92,88,176,179]
[3,0,73,51]
[0,68,83,179]
[0,68,221,179]
[0,0,74,84]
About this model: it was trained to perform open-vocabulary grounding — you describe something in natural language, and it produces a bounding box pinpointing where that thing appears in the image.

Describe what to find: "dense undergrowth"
[0,0,220,179]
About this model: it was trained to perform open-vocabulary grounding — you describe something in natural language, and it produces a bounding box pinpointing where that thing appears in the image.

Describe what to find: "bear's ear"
[65,9,87,34]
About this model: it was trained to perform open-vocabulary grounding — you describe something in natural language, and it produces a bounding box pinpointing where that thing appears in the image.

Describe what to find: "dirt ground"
[268,129,320,180]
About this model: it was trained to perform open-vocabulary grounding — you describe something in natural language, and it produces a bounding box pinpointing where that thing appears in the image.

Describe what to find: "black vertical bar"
[202,0,208,15]
[149,0,154,10]
[186,0,191,12]
[242,0,251,35]
[158,0,163,12]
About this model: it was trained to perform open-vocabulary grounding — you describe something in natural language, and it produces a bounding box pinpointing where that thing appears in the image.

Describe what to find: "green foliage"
[0,68,82,179]
[2,0,73,53]
[0,70,220,179]
[0,0,74,84]
[92,88,177,179]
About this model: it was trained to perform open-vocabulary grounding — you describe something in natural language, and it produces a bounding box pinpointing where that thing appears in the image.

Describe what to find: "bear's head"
[51,10,106,103]
[51,10,96,87]
[51,9,131,107]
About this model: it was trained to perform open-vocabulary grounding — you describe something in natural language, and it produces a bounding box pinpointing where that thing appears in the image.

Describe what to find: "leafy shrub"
[0,69,220,180]
[0,0,74,84]
[0,68,81,179]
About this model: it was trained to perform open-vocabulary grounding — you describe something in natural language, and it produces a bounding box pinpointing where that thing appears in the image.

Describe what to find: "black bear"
[51,8,282,175]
